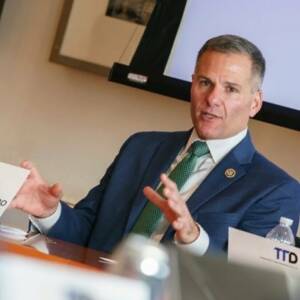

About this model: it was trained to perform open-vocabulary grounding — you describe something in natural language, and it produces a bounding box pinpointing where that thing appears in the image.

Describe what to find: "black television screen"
[110,0,300,131]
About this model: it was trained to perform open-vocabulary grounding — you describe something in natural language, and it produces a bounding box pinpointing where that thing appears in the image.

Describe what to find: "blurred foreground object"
[0,253,150,300]
[172,246,300,300]
[109,234,171,300]
[110,233,300,300]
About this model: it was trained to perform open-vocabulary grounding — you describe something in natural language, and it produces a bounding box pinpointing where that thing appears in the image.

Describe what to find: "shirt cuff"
[29,202,62,234]
[174,223,209,256]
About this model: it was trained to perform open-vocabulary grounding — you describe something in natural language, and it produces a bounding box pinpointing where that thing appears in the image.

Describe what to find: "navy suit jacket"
[48,130,300,253]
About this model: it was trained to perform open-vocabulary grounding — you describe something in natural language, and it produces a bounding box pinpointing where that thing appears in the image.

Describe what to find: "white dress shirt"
[31,128,247,256]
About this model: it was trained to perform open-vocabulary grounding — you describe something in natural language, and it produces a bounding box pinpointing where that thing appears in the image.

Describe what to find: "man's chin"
[195,127,222,140]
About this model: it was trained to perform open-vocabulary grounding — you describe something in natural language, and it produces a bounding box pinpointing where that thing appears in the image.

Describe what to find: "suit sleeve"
[46,162,116,245]
[47,135,136,246]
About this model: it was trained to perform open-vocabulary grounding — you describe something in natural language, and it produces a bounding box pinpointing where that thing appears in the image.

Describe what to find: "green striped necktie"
[131,140,209,237]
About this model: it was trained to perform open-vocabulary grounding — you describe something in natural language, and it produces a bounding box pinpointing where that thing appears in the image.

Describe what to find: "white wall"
[0,1,299,227]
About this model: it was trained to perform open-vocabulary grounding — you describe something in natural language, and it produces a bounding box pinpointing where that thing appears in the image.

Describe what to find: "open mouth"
[201,112,221,120]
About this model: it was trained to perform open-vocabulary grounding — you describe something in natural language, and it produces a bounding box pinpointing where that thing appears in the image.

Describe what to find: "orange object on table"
[0,235,111,271]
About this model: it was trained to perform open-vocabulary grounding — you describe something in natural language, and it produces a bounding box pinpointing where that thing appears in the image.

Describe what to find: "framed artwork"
[0,0,5,19]
[50,0,155,76]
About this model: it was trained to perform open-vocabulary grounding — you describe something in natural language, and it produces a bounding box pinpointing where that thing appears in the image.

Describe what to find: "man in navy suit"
[12,35,300,254]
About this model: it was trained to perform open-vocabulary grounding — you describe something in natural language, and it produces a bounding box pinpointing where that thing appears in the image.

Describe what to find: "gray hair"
[196,34,266,88]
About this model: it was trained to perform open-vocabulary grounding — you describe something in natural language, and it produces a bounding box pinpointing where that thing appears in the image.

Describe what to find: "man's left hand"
[143,173,200,244]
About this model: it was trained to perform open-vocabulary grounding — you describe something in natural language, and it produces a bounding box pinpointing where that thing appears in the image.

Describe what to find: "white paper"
[0,224,28,241]
[0,162,29,218]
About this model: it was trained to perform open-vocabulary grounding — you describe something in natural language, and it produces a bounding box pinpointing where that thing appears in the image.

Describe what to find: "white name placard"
[228,227,300,275]
[0,162,29,218]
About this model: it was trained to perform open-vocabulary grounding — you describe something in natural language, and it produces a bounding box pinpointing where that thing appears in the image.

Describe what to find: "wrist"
[33,205,59,219]
[174,223,209,256]
[30,203,62,234]
[175,222,200,244]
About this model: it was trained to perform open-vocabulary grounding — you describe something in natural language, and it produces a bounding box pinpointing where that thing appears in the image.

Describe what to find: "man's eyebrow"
[195,75,211,81]
[194,76,242,88]
[224,81,242,88]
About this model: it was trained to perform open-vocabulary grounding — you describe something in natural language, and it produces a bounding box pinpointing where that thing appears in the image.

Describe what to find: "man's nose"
[206,86,221,106]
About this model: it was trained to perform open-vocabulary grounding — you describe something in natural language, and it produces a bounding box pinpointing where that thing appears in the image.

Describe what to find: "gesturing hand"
[143,173,200,244]
[10,161,62,218]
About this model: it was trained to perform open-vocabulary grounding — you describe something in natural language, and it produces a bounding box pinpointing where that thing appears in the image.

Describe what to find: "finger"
[9,199,23,210]
[162,187,176,199]
[172,218,184,231]
[143,186,177,222]
[9,199,16,208]
[50,183,63,199]
[20,160,34,170]
[163,187,184,208]
[20,160,43,181]
[20,160,31,168]
[143,186,164,209]
[167,198,185,216]
[160,173,178,191]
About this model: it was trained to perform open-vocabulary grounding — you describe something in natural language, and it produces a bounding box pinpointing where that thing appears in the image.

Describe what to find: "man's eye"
[198,79,210,87]
[226,86,239,93]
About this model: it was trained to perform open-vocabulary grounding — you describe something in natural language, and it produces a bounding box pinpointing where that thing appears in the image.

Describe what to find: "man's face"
[190,51,262,140]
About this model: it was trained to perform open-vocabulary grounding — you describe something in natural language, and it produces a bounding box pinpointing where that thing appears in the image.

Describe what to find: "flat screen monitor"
[110,0,300,131]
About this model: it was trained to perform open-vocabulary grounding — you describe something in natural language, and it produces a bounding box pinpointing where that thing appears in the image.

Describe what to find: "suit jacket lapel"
[124,130,191,232]
[186,153,247,214]
[189,133,256,212]
[163,133,256,239]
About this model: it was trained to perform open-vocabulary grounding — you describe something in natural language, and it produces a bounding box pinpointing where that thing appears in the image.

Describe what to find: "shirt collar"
[185,128,248,164]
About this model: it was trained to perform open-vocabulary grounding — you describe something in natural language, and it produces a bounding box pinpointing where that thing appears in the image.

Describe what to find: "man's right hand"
[10,161,62,218]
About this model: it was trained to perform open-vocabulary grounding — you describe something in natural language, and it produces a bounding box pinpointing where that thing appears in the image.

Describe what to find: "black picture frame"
[50,0,147,77]
[0,0,5,19]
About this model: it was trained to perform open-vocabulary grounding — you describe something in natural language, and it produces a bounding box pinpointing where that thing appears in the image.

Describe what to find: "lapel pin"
[225,168,236,178]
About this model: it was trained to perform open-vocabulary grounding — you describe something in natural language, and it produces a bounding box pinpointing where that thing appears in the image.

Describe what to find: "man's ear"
[249,90,263,118]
